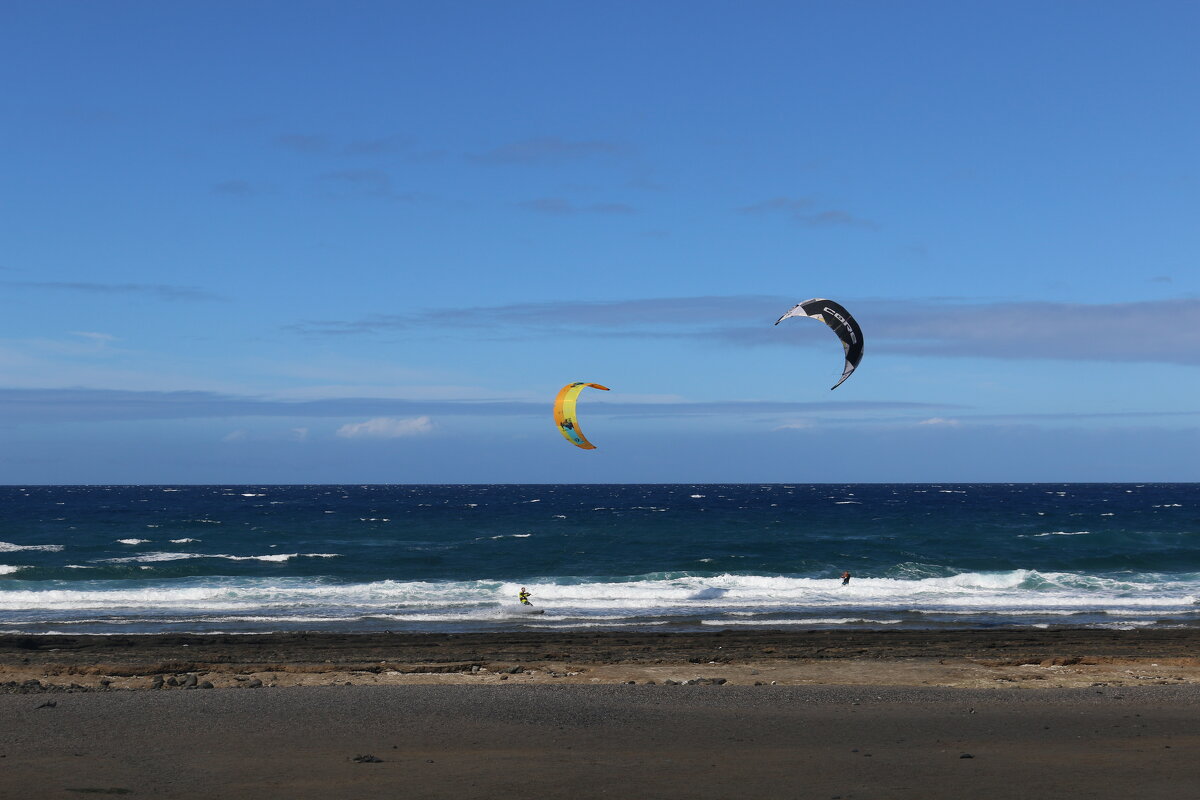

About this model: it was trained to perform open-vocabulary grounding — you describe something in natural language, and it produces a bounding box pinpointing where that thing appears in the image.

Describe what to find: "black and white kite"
[775,298,864,390]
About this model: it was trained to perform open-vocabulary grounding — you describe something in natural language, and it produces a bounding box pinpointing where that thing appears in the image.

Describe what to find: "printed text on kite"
[775,298,864,390]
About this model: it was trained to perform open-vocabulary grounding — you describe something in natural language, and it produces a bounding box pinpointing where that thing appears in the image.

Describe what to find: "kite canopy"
[553,382,610,449]
[775,298,864,390]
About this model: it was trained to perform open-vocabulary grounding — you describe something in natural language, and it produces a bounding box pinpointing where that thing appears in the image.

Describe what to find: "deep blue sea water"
[1,484,1198,634]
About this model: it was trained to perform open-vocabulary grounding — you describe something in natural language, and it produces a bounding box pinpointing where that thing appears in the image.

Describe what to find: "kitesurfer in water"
[519,587,532,605]
[840,571,851,586]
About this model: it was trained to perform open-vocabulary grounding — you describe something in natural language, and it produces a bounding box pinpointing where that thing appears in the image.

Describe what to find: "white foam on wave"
[117,538,151,545]
[96,552,342,565]
[5,571,1200,630]
[97,552,204,564]
[701,618,902,626]
[170,538,199,543]
[0,565,22,575]
[1027,531,1092,537]
[0,542,64,553]
[238,553,341,563]
[495,571,1200,615]
[525,621,670,629]
[1087,621,1157,630]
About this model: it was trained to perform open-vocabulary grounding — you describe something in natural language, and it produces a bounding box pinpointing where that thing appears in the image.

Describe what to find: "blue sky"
[2,0,1198,483]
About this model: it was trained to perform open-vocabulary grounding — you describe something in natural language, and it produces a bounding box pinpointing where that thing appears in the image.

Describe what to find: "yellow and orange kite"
[553,382,609,449]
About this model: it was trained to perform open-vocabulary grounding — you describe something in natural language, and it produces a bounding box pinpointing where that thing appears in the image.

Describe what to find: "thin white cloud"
[222,426,311,443]
[70,331,117,345]
[773,420,815,431]
[917,417,961,427]
[336,416,434,439]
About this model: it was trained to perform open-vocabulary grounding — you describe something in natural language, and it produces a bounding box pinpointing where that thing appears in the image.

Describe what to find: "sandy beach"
[2,630,1199,798]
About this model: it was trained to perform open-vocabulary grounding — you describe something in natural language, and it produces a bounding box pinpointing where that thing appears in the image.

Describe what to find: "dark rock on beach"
[4,629,1200,681]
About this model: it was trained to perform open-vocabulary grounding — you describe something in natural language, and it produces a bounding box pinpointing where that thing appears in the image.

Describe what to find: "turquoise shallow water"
[1,483,1198,634]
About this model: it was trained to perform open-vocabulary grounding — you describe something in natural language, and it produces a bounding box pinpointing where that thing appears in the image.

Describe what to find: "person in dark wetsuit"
[840,571,851,586]
[518,587,532,605]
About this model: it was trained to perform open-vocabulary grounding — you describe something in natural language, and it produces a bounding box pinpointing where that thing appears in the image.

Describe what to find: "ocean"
[1,484,1197,635]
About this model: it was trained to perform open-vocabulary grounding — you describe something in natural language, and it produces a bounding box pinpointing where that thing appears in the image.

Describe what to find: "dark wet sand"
[2,684,1198,799]
[3,630,1200,798]
[4,628,1200,675]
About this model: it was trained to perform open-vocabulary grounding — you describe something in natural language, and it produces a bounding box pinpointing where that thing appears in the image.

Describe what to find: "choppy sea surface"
[1,484,1198,635]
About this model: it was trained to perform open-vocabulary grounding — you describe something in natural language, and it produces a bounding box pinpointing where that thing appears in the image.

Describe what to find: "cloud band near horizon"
[0,387,950,425]
[291,296,1200,366]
